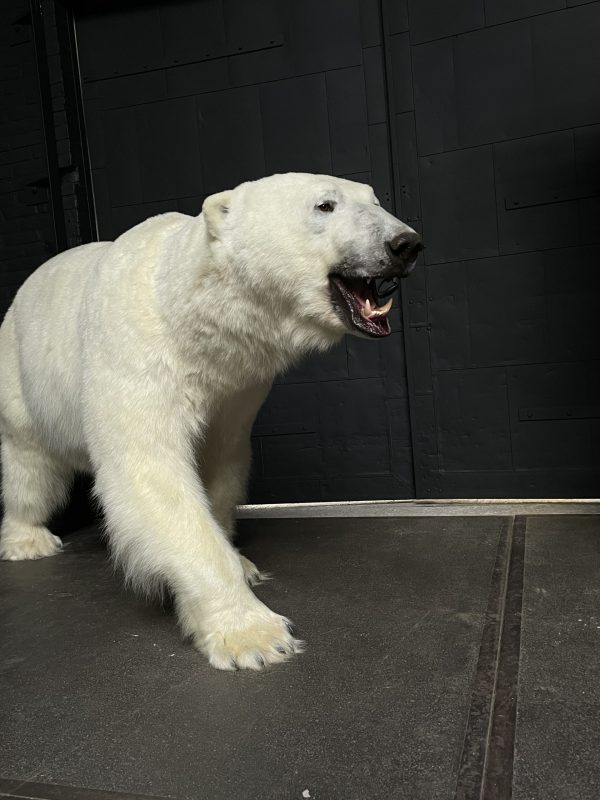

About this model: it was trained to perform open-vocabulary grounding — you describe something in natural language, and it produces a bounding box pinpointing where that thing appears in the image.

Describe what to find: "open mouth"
[329,275,394,338]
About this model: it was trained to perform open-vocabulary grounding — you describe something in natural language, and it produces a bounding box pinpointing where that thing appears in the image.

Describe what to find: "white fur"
[0,173,412,670]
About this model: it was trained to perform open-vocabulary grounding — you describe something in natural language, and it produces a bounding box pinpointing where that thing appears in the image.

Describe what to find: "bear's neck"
[155,216,339,394]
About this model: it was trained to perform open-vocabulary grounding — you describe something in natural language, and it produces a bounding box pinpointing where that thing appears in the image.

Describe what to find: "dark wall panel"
[137,99,203,202]
[359,0,383,47]
[420,146,498,263]
[287,0,362,74]
[389,33,413,113]
[167,59,229,96]
[412,4,600,155]
[260,75,332,175]
[435,368,512,471]
[509,362,596,469]
[226,47,288,88]
[78,0,284,81]
[161,0,226,65]
[427,246,600,372]
[104,98,203,207]
[428,255,546,369]
[386,0,409,33]
[326,67,370,175]
[363,47,387,125]
[453,23,536,148]
[261,434,322,479]
[543,246,600,362]
[407,0,484,43]
[197,87,264,193]
[387,397,414,491]
[412,39,459,155]
[533,5,600,130]
[484,0,565,25]
[78,6,164,80]
[385,0,600,496]
[253,382,320,437]
[223,0,283,53]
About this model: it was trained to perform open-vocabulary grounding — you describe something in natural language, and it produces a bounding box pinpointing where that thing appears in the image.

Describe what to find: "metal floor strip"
[481,516,526,798]
[237,500,600,518]
[453,517,514,799]
[454,515,526,799]
[0,778,168,800]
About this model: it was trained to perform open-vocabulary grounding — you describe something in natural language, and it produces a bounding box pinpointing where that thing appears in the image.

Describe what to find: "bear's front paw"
[199,605,303,671]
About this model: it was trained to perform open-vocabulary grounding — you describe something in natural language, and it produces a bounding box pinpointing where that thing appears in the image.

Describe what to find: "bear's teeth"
[363,297,393,319]
[377,297,393,315]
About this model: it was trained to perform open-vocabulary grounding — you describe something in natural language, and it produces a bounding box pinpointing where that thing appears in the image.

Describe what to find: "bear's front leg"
[86,385,301,671]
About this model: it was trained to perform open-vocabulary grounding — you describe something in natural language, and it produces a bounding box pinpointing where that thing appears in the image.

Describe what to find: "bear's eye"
[317,201,335,213]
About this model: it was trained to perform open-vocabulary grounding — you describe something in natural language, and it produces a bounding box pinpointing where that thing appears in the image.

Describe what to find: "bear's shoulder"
[114,211,192,245]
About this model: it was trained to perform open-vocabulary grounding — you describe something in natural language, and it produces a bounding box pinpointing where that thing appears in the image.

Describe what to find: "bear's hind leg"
[0,437,72,560]
[200,385,273,587]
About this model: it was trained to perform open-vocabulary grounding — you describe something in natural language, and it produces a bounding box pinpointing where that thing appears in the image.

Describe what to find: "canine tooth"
[365,298,372,315]
[368,298,394,319]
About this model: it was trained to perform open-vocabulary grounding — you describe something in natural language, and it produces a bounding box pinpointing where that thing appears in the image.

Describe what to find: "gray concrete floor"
[0,511,598,800]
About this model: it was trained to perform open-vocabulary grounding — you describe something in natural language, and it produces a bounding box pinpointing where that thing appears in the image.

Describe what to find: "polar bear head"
[201,173,421,341]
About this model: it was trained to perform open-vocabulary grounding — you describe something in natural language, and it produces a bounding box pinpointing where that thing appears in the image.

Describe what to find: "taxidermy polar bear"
[0,173,421,670]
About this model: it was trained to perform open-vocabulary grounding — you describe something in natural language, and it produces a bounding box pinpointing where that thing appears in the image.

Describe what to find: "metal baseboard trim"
[237,499,600,518]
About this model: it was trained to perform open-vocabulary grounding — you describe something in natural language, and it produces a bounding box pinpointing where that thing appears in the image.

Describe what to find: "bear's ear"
[202,190,233,240]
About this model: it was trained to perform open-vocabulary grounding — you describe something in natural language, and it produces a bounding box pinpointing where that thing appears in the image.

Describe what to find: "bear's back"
[0,241,112,454]
[11,240,112,365]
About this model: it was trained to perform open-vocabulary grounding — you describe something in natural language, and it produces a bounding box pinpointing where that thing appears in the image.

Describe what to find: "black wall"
[2,0,599,500]
[0,0,55,314]
[391,0,600,498]
[0,0,90,312]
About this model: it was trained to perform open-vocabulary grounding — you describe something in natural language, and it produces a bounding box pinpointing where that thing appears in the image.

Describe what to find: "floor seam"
[480,515,526,799]
[453,515,516,800]
[0,777,172,800]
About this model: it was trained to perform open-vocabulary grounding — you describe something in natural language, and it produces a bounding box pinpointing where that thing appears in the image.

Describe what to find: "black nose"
[386,231,423,274]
